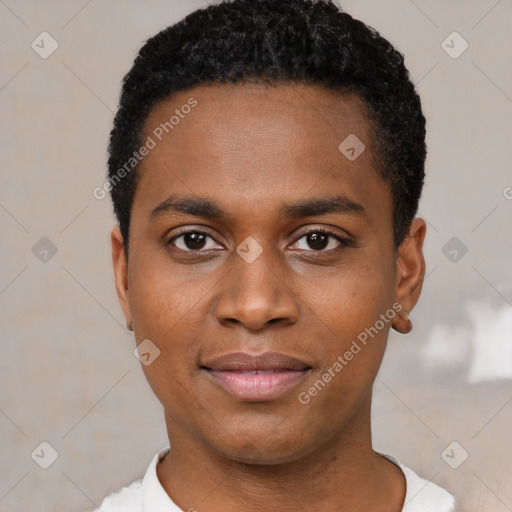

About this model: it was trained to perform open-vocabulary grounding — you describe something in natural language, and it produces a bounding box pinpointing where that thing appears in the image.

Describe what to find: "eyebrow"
[150,195,365,221]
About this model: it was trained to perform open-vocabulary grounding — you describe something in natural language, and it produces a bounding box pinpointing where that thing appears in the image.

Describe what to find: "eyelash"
[167,228,350,255]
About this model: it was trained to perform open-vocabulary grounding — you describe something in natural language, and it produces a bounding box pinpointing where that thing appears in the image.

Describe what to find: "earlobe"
[391,309,412,334]
[391,218,426,335]
[111,225,132,328]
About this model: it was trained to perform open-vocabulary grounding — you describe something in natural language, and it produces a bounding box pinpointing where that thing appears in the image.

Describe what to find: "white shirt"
[89,447,456,512]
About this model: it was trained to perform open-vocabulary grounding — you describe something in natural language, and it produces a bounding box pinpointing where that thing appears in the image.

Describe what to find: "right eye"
[168,230,224,252]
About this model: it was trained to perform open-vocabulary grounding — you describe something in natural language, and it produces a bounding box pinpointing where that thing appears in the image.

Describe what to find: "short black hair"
[107,0,426,256]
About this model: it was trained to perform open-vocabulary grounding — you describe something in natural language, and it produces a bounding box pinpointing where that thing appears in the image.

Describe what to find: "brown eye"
[169,231,222,252]
[291,229,347,252]
[306,232,329,250]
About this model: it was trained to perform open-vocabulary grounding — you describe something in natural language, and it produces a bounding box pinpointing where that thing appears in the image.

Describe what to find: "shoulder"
[400,464,455,512]
[86,478,143,512]
[84,447,171,512]
[380,453,456,512]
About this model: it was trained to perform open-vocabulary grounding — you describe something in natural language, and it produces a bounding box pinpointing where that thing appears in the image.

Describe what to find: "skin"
[111,83,426,512]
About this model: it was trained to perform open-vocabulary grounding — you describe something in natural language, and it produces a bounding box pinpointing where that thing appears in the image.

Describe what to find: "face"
[112,83,425,465]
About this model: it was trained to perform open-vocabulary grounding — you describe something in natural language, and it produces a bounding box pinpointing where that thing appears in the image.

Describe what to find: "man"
[94,1,456,510]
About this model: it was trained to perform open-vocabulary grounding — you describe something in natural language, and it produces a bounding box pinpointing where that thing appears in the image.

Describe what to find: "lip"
[201,351,311,401]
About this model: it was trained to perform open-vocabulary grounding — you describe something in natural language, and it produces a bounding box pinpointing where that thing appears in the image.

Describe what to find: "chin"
[205,425,318,466]
[220,444,305,466]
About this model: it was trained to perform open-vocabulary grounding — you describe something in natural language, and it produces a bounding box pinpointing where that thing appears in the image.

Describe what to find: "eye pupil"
[185,232,207,250]
[308,232,329,250]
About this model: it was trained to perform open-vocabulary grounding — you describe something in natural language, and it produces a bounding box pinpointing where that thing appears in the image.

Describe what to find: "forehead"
[132,83,389,224]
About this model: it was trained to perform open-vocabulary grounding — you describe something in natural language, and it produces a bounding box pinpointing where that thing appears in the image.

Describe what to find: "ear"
[392,218,426,334]
[111,225,132,327]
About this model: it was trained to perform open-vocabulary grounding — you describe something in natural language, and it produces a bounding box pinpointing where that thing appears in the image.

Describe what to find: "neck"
[157,394,405,512]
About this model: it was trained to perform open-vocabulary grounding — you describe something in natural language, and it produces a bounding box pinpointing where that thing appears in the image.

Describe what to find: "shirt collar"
[141,446,183,512]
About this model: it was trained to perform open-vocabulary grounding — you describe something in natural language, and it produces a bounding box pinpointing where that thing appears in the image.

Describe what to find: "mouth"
[201,351,312,401]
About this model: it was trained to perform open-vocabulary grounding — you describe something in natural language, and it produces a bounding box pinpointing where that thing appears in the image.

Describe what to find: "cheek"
[129,252,208,336]
[297,309,390,430]
[128,256,210,392]
[299,261,393,396]
[306,258,393,339]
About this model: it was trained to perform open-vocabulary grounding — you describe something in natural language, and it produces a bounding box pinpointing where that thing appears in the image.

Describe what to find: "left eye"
[291,231,345,252]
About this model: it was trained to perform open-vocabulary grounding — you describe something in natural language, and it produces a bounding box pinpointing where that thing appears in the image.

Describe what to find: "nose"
[214,247,300,331]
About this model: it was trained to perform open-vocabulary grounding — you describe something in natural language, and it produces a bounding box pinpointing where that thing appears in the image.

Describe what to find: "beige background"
[1,1,511,511]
